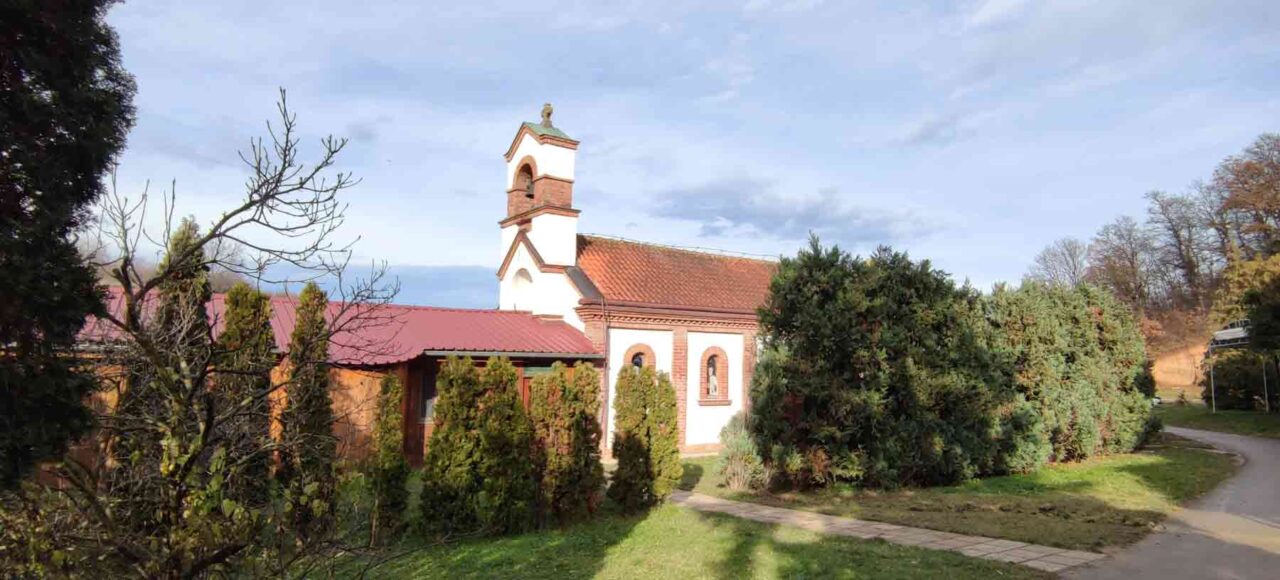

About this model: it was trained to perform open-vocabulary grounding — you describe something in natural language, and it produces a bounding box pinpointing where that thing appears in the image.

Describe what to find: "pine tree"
[528,362,604,523]
[214,282,276,507]
[278,282,335,538]
[607,365,680,512]
[0,0,135,488]
[369,374,409,545]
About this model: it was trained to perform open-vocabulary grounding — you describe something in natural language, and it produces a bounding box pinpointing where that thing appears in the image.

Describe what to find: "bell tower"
[497,104,584,328]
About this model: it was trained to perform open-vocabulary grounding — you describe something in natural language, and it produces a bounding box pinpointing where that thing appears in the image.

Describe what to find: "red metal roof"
[84,288,599,366]
[575,235,776,313]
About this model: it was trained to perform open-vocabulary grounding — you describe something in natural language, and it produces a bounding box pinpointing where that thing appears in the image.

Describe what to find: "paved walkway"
[669,490,1105,573]
[1066,426,1280,579]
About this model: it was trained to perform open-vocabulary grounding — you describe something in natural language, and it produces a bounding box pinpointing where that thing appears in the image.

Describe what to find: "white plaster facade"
[505,131,575,187]
[685,331,746,446]
[497,242,584,329]
[605,328,674,446]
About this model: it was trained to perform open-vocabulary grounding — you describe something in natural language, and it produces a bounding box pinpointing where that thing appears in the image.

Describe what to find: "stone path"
[670,490,1106,573]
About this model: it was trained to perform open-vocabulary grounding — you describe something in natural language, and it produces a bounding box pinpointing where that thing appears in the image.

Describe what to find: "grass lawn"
[344,504,1045,579]
[680,432,1236,552]
[1157,403,1280,439]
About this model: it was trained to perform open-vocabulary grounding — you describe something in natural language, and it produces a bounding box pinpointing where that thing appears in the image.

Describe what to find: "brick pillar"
[672,327,688,449]
[742,329,757,414]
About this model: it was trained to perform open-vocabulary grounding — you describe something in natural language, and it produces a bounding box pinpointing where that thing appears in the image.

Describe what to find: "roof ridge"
[578,233,778,263]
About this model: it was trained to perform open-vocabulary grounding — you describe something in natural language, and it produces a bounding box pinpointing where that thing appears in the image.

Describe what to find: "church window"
[518,164,535,200]
[700,347,730,405]
[623,344,656,371]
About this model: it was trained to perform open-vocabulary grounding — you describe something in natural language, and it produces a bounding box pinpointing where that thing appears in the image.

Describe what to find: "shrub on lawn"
[1199,349,1275,411]
[608,365,681,512]
[716,412,767,491]
[985,282,1157,461]
[369,374,409,545]
[419,356,538,535]
[528,362,605,523]
[751,238,1012,488]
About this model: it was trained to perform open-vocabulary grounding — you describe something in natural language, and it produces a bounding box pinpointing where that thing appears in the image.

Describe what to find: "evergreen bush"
[751,238,1011,488]
[369,374,409,545]
[214,282,276,507]
[986,282,1156,461]
[1200,349,1276,410]
[716,412,767,491]
[419,357,539,535]
[607,365,681,511]
[278,282,337,539]
[528,362,604,523]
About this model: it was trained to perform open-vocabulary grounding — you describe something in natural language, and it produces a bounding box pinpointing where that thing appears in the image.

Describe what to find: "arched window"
[518,164,535,200]
[623,344,655,371]
[699,347,730,405]
[512,269,532,310]
[706,355,719,396]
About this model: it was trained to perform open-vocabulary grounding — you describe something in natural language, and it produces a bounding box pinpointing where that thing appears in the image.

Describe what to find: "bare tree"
[2,91,400,577]
[1145,190,1211,310]
[1088,216,1156,315]
[1028,237,1090,287]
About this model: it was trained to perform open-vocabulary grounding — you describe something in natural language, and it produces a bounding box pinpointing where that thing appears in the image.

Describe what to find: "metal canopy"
[1205,320,1270,414]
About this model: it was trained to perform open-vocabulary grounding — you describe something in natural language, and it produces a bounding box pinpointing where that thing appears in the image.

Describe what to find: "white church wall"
[497,243,584,329]
[506,132,575,187]
[605,328,673,446]
[685,331,745,446]
[528,213,578,266]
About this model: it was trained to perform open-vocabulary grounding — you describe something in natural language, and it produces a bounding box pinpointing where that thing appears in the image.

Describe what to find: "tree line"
[1028,133,1280,340]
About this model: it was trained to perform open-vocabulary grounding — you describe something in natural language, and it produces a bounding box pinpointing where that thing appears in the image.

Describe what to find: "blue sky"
[105,1,1280,307]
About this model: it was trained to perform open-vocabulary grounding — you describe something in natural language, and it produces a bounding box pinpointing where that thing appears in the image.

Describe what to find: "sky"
[105,1,1280,307]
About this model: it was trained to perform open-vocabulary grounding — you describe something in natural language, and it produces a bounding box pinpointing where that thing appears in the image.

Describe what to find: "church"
[81,106,777,459]
[492,105,775,453]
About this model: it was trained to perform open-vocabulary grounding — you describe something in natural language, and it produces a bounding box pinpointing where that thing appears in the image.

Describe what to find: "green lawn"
[680,432,1236,552]
[1157,404,1280,438]
[344,504,1045,579]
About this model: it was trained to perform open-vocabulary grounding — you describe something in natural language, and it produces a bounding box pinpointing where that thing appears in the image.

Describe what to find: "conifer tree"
[474,358,538,533]
[214,282,276,506]
[419,357,484,532]
[278,282,335,538]
[1,0,135,488]
[369,374,409,544]
[110,217,212,528]
[528,362,604,523]
[607,365,680,512]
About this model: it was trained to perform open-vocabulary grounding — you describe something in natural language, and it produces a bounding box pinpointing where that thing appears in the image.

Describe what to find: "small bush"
[716,413,767,491]
[607,365,681,512]
[528,362,604,523]
[1200,349,1277,411]
[369,374,409,545]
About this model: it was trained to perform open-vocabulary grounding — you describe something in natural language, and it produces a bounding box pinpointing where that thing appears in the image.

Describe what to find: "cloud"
[650,177,940,247]
[896,113,977,146]
[964,0,1030,29]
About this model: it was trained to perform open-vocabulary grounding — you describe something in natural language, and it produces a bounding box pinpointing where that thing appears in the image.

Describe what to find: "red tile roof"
[575,235,776,313]
[84,288,599,366]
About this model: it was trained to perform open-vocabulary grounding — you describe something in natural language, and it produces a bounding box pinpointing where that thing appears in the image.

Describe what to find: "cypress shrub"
[214,282,276,507]
[419,357,484,533]
[419,357,539,535]
[985,282,1156,461]
[473,358,538,534]
[369,374,409,545]
[528,362,604,523]
[607,365,681,512]
[752,238,1011,488]
[278,282,336,539]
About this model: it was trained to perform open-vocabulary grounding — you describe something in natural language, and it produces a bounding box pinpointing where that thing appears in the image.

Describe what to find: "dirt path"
[1067,426,1280,579]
